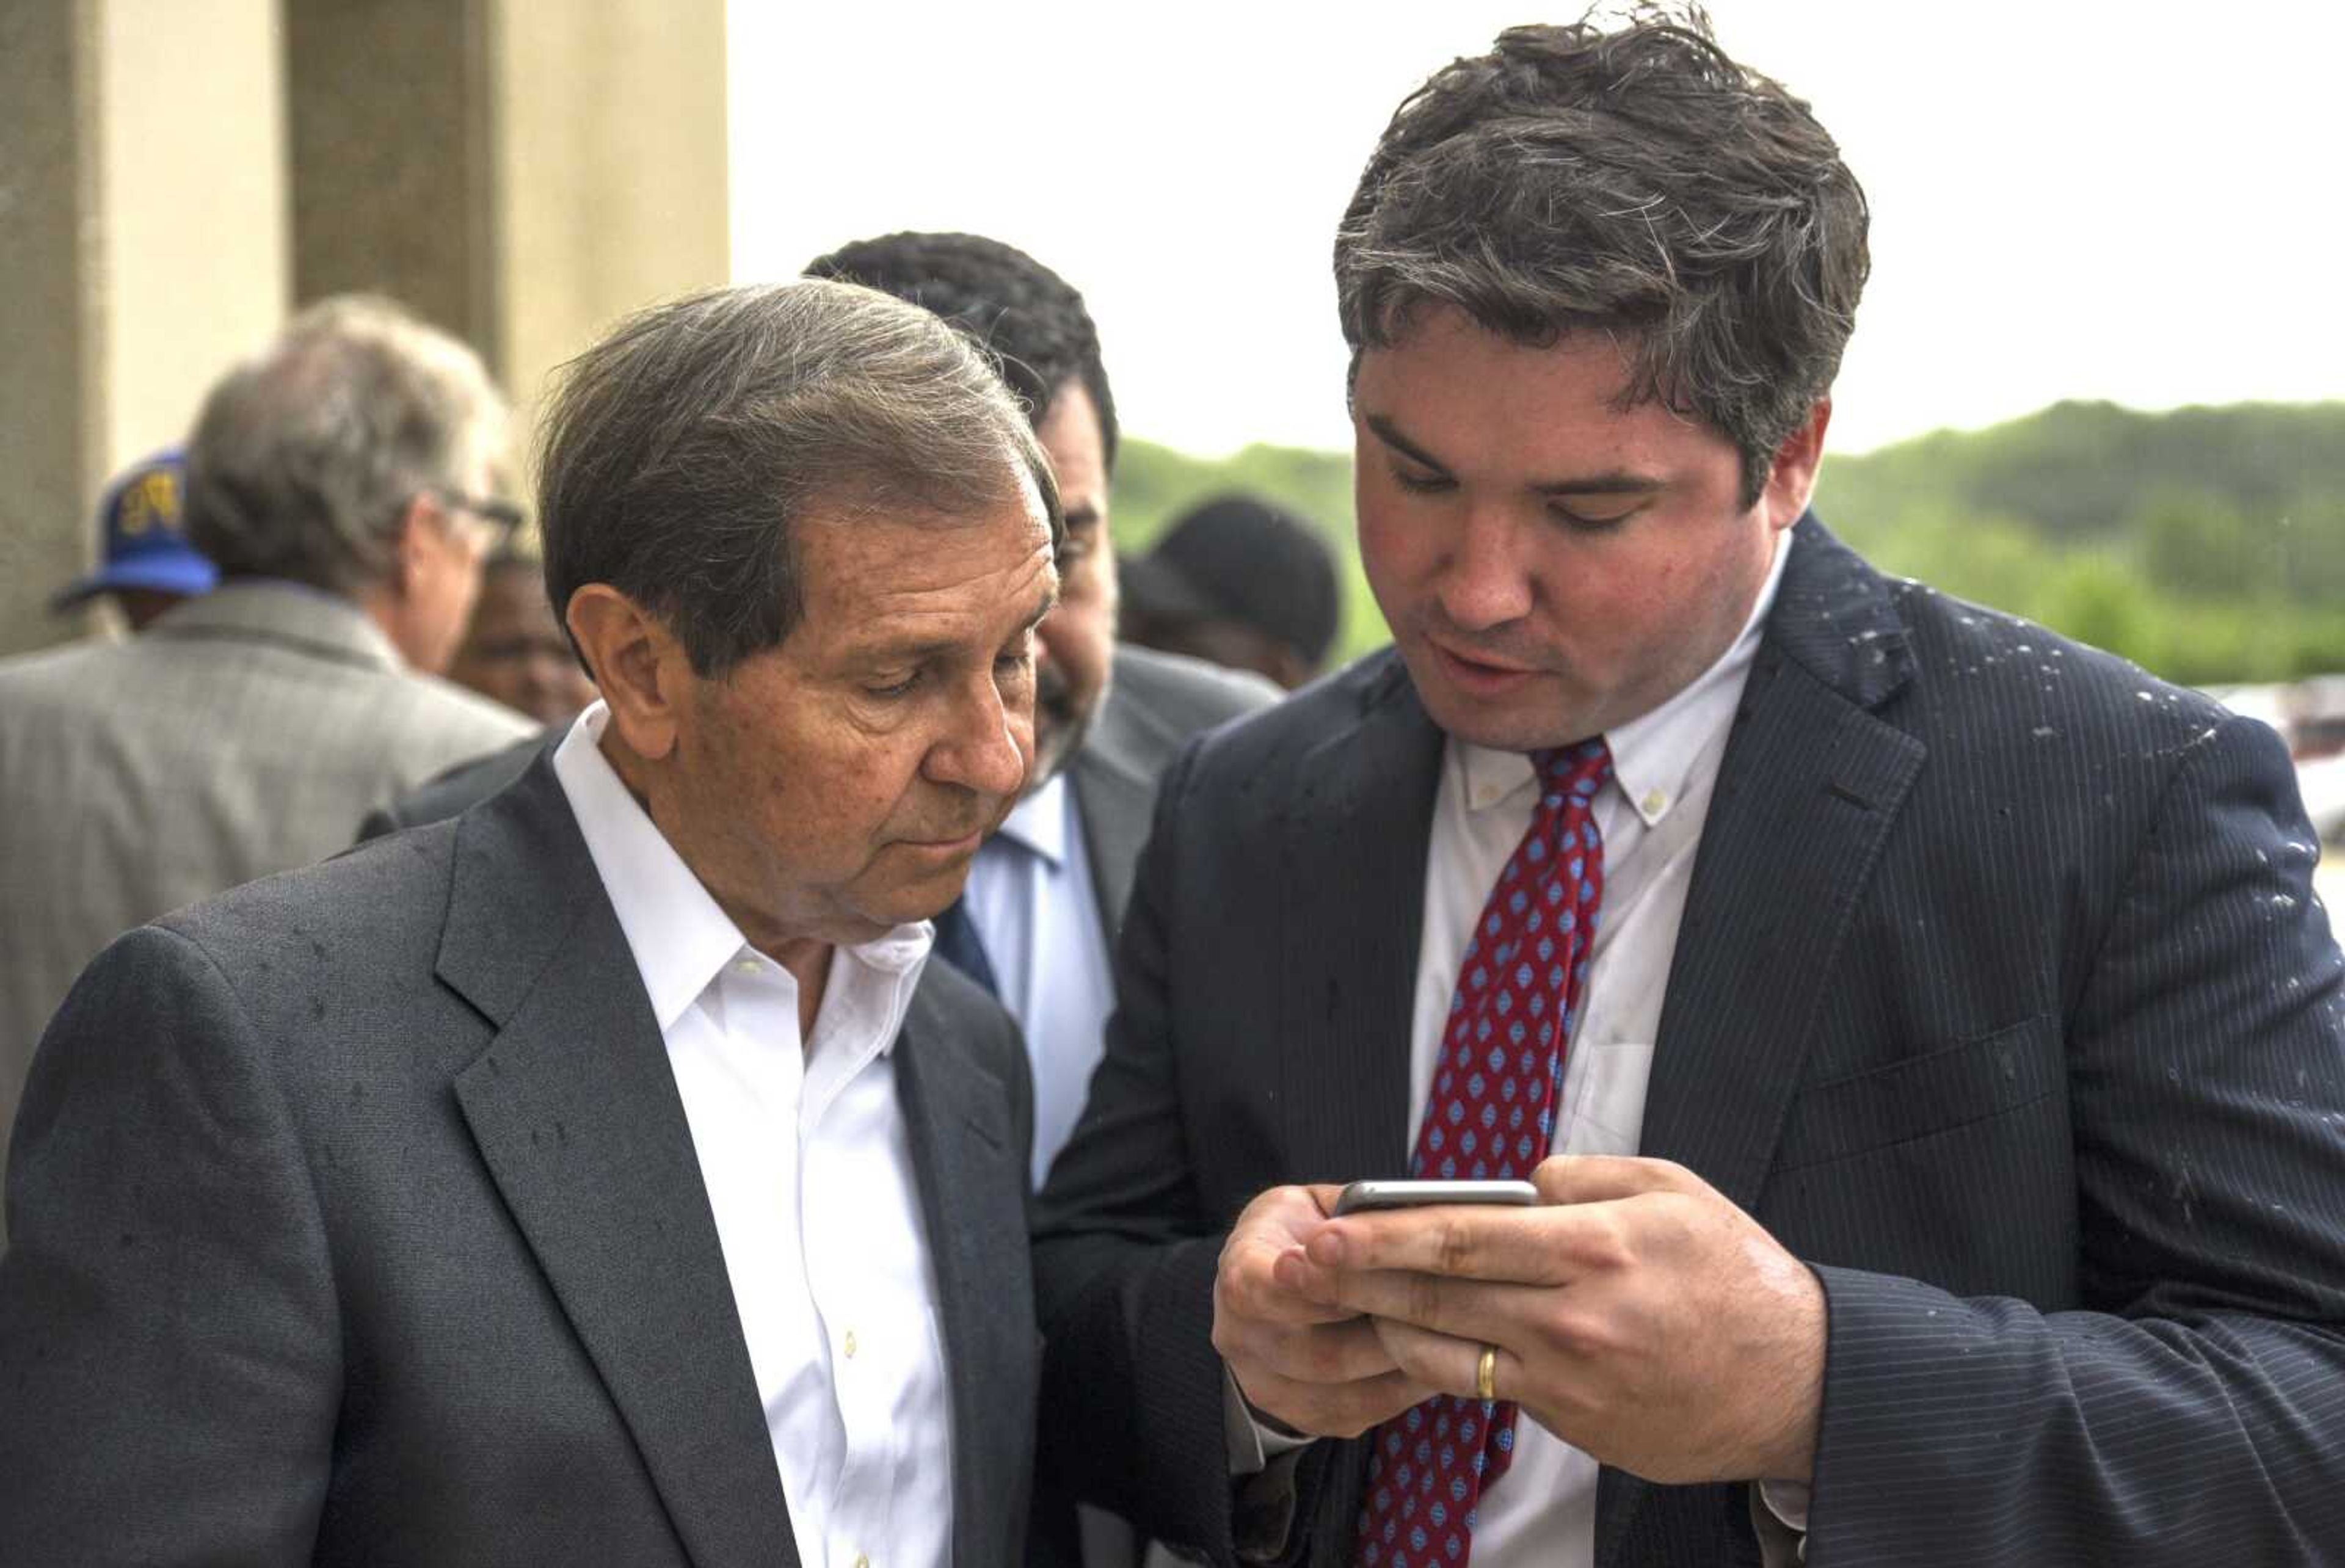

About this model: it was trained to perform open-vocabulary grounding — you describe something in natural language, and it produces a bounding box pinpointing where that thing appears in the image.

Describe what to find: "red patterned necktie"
[1354,738,1613,1568]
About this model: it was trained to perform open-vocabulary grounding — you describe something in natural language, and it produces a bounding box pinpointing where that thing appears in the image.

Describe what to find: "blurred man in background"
[448,543,599,727]
[46,448,219,633]
[1121,493,1342,690]
[0,295,533,1215]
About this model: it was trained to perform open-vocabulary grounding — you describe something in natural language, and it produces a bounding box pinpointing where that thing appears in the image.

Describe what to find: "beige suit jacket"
[0,581,533,1225]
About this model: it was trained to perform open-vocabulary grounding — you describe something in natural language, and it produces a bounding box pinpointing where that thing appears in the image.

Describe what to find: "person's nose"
[1434,506,1532,633]
[927,666,1029,801]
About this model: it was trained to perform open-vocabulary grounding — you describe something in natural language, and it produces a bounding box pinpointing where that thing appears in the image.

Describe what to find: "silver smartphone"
[1331,1178,1541,1215]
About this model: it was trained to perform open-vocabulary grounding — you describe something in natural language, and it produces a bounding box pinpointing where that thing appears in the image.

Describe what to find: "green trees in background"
[1112,399,2345,684]
[1820,401,2345,683]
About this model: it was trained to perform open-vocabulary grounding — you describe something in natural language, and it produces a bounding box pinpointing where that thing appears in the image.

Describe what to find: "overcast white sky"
[730,1,2344,458]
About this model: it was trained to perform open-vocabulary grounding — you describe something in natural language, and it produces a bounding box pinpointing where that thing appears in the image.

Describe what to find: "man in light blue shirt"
[810,233,1279,1187]
[959,763,1115,1185]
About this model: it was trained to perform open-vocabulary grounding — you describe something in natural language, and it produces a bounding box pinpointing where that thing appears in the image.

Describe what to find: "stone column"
[285,0,501,358]
[2,0,725,657]
[288,0,729,434]
[0,0,105,656]
[493,0,730,423]
[98,0,291,475]
[0,0,286,657]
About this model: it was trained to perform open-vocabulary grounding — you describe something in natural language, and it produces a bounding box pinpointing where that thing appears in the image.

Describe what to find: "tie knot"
[1533,737,1612,804]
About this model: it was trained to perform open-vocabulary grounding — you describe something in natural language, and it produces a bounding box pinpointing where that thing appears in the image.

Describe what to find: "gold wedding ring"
[1476,1343,1499,1402]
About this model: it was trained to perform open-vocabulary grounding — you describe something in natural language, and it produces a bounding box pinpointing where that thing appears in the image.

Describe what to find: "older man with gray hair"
[0,296,533,1213]
[1,278,1056,1567]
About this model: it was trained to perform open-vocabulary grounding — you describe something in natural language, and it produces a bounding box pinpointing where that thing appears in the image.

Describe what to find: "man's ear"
[389,493,444,597]
[566,584,688,762]
[1761,398,1833,533]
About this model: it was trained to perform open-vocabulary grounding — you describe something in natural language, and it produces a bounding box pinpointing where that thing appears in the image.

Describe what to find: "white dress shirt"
[1235,535,1795,1563]
[1402,537,1789,1566]
[553,704,953,1568]
[960,769,1118,1188]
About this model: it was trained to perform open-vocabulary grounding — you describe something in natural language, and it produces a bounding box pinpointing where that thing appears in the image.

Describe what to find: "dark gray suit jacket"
[1033,517,2345,1566]
[1064,645,1281,950]
[0,755,1039,1567]
[352,648,1270,1568]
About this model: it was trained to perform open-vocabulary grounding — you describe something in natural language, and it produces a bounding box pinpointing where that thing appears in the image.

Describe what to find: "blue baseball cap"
[49,448,219,613]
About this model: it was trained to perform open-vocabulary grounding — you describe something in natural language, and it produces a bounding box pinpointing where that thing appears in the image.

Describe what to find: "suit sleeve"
[1034,737,1271,1564]
[1805,716,2345,1564]
[0,924,340,1564]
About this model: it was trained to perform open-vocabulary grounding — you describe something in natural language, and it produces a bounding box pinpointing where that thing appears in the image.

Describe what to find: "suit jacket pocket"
[1773,1014,2062,1172]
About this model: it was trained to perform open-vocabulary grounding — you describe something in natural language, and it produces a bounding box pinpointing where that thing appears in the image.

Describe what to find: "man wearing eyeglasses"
[0,296,534,1216]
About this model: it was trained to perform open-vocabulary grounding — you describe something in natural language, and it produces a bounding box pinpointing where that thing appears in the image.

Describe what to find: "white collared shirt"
[1406,535,1790,1564]
[959,769,1118,1188]
[552,704,953,1568]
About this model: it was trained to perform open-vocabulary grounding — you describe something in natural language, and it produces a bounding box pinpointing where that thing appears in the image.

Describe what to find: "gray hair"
[538,278,1062,677]
[182,295,509,593]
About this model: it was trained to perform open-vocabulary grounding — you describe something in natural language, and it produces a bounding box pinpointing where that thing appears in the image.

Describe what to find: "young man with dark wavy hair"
[1035,13,2345,1566]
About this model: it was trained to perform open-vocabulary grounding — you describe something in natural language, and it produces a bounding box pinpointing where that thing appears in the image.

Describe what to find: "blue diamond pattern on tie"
[1354,738,1611,1568]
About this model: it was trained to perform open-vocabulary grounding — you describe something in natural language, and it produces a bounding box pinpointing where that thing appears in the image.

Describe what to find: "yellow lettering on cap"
[119,471,182,537]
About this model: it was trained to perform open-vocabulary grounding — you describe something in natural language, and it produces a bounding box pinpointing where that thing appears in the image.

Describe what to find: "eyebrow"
[1363,414,1449,474]
[1363,412,1666,499]
[854,583,1058,668]
[1023,581,1061,628]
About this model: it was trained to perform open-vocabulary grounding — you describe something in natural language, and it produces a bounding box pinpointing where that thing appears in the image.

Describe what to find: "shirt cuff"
[1751,1478,1810,1566]
[1223,1363,1315,1476]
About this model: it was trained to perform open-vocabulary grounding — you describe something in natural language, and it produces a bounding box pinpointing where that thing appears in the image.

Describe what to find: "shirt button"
[734,959,760,975]
[1641,788,1668,816]
[843,1330,858,1359]
[853,1555,870,1568]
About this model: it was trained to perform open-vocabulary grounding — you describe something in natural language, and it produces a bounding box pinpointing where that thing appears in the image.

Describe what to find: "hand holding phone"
[1213,1183,1438,1440]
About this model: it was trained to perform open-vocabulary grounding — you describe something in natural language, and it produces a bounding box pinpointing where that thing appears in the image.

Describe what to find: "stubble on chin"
[1025,714,1086,796]
[1026,662,1108,797]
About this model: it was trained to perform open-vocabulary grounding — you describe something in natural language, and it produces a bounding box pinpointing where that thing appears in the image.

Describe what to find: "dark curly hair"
[1336,9,1869,505]
[806,231,1119,474]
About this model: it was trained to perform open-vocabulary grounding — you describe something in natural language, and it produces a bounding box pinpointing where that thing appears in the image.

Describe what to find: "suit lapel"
[1069,739,1154,944]
[1279,653,1447,1181]
[440,760,800,1568]
[895,982,1031,1568]
[1594,517,1927,1568]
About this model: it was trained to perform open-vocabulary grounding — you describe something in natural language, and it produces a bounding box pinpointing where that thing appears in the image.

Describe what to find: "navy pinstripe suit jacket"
[1034,515,2345,1566]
